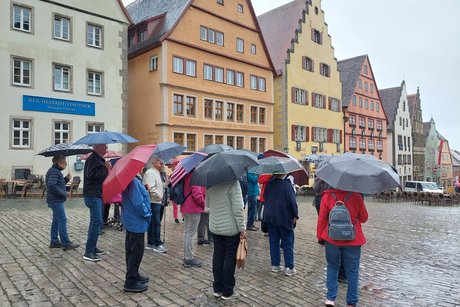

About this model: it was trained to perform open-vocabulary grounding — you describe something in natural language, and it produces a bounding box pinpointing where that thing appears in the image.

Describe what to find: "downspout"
[282,62,288,152]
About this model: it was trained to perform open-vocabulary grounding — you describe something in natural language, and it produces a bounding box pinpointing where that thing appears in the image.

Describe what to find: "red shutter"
[340,130,343,144]
[305,90,309,105]
[302,56,306,69]
[311,127,315,142]
[291,87,296,103]
[323,95,327,109]
[327,129,332,143]
[328,97,332,110]
[291,125,296,141]
[305,126,310,142]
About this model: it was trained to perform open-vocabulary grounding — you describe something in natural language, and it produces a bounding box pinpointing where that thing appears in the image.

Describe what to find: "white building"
[380,81,413,186]
[0,0,131,180]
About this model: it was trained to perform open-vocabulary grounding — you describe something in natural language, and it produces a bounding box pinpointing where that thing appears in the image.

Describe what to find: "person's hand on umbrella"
[105,161,112,171]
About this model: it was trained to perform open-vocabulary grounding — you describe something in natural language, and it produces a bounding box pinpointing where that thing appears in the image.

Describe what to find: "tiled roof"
[337,55,367,107]
[407,94,416,121]
[451,150,460,165]
[258,0,306,73]
[379,86,402,130]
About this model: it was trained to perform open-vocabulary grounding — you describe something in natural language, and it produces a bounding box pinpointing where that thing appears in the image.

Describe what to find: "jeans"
[247,196,257,227]
[213,233,240,297]
[325,242,362,305]
[197,212,209,242]
[84,197,103,254]
[125,231,145,287]
[256,200,263,220]
[147,203,162,246]
[48,202,70,246]
[183,214,201,260]
[267,223,295,269]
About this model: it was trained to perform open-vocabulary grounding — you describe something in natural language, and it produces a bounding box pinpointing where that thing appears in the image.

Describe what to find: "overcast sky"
[122,0,460,150]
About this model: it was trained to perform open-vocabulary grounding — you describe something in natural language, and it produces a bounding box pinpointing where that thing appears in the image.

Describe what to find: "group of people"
[44,146,369,306]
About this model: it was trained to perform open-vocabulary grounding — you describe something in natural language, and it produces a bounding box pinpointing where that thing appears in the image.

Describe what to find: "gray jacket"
[207,181,246,236]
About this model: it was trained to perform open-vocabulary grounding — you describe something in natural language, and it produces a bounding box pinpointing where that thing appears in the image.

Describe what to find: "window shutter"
[327,129,332,143]
[311,28,315,41]
[291,125,296,141]
[302,56,306,70]
[328,97,332,110]
[320,32,323,44]
[312,92,315,107]
[340,130,343,144]
[311,127,315,142]
[338,100,341,112]
[305,90,309,105]
[323,95,327,109]
[305,126,309,142]
[312,59,315,72]
[291,87,296,103]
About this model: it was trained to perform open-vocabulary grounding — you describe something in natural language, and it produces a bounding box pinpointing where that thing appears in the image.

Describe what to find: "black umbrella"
[198,144,233,156]
[251,156,307,175]
[37,143,93,157]
[191,150,259,188]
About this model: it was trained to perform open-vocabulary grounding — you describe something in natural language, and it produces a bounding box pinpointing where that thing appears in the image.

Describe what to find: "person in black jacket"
[46,155,79,250]
[83,144,111,262]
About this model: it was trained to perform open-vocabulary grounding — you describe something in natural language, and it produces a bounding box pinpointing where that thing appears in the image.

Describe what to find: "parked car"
[404,181,443,194]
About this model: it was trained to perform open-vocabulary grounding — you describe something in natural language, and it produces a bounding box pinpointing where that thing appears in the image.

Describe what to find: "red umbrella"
[102,144,156,204]
[264,149,309,186]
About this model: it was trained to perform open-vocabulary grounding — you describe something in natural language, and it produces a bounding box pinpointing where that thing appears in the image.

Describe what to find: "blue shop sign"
[23,95,95,116]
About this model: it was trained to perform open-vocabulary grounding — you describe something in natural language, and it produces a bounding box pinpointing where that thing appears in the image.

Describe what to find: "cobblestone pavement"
[0,197,459,307]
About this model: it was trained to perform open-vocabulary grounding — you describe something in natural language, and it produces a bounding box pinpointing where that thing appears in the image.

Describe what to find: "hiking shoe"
[49,242,62,248]
[95,247,106,255]
[213,292,222,298]
[183,258,203,268]
[271,265,284,273]
[123,282,148,293]
[152,245,167,253]
[174,218,180,224]
[285,268,297,276]
[198,240,211,245]
[246,226,258,231]
[138,275,149,284]
[83,252,102,262]
[325,299,335,307]
[62,243,79,251]
[221,292,240,300]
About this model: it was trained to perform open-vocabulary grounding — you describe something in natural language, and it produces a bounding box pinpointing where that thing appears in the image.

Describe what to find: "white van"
[404,181,443,194]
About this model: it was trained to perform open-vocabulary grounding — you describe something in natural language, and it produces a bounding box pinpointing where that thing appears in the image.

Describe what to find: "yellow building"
[258,0,343,159]
[126,0,274,153]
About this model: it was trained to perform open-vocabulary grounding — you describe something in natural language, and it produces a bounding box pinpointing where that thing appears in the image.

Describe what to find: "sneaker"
[183,258,203,268]
[174,218,180,224]
[145,244,155,250]
[137,275,149,284]
[221,292,240,300]
[285,268,297,276]
[95,247,106,255]
[123,282,148,293]
[271,265,284,273]
[49,242,62,248]
[325,299,335,307]
[246,226,258,231]
[198,240,211,245]
[83,252,102,262]
[62,243,79,251]
[338,275,348,283]
[152,245,167,253]
[213,292,222,298]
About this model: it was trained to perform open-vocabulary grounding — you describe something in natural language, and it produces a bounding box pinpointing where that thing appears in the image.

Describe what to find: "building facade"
[451,150,460,185]
[0,0,130,179]
[126,0,274,153]
[407,88,425,181]
[258,0,343,160]
[338,55,388,161]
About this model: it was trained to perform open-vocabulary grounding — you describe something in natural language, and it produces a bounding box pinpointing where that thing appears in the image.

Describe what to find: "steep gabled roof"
[451,150,460,165]
[407,94,416,121]
[379,86,402,130]
[257,0,307,74]
[437,130,447,141]
[337,55,367,107]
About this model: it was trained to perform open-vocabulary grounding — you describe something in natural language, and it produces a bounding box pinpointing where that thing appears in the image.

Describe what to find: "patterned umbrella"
[170,152,208,187]
[37,143,93,157]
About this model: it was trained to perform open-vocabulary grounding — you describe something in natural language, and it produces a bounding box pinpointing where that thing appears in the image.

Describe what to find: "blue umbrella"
[73,131,138,145]
[153,142,186,162]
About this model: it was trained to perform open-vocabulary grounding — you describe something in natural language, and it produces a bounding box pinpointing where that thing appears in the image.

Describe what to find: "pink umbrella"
[102,144,156,204]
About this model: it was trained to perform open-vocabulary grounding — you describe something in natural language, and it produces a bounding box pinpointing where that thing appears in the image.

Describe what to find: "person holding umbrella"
[46,155,79,251]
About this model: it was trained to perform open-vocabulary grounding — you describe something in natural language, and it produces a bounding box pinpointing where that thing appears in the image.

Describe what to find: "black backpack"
[328,192,357,241]
[169,178,192,205]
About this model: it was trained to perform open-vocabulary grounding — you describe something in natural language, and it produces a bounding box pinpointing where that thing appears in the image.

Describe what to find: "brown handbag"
[236,236,248,269]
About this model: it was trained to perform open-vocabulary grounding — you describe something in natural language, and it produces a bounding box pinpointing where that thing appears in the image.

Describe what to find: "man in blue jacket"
[46,155,79,250]
[122,176,152,293]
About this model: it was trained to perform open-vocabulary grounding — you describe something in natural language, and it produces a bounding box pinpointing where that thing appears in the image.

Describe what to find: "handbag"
[236,236,248,269]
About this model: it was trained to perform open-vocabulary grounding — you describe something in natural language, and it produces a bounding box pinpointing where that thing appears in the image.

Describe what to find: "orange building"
[338,55,389,161]
[126,0,274,153]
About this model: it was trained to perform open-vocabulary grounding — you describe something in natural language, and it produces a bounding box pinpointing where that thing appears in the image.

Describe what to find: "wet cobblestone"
[0,197,459,306]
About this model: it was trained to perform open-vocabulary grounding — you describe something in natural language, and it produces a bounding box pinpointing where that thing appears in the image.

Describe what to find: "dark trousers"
[125,231,145,287]
[147,203,162,246]
[212,233,240,297]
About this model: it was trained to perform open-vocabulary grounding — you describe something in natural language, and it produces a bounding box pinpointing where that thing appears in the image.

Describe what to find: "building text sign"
[23,95,95,116]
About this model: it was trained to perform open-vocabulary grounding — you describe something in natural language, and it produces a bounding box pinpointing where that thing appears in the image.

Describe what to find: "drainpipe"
[342,106,349,153]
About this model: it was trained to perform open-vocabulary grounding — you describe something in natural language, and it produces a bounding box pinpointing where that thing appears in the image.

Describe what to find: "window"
[53,15,70,41]
[332,130,341,144]
[12,57,31,86]
[359,117,365,128]
[204,64,213,80]
[226,70,235,85]
[87,123,103,134]
[217,0,224,5]
[376,102,380,112]
[186,96,196,117]
[215,101,223,120]
[12,4,31,32]
[174,133,184,146]
[200,26,224,46]
[87,70,102,96]
[250,106,258,124]
[87,23,102,48]
[54,121,70,144]
[370,101,374,111]
[313,93,325,109]
[364,82,368,92]
[237,4,244,13]
[312,29,322,44]
[250,137,257,152]
[259,108,266,124]
[303,56,314,72]
[376,120,383,130]
[359,138,366,150]
[258,78,266,91]
[365,99,369,109]
[377,140,383,151]
[173,94,184,115]
[368,139,375,150]
[11,119,31,148]
[53,64,71,92]
[292,87,307,105]
[215,135,223,144]
[399,116,402,126]
[358,79,362,89]
[313,127,327,142]
[349,137,356,149]
[370,84,374,93]
[349,115,356,126]
[214,67,224,83]
[208,29,215,43]
[227,136,235,148]
[363,65,368,75]
[236,104,244,122]
[251,76,265,91]
[187,134,196,151]
[236,38,244,53]
[259,138,266,153]
[216,31,224,46]
[227,103,235,121]
[320,63,330,77]
[293,126,306,141]
[236,137,244,149]
[251,44,256,54]
[200,26,207,41]
[352,95,357,106]
[204,99,213,119]
[250,75,257,90]
[359,97,363,108]
[138,29,147,42]
[150,56,158,71]
[129,34,134,47]
[185,60,196,77]
[368,119,374,129]
[173,57,184,74]
[330,97,340,112]
[236,72,244,87]
[204,135,213,146]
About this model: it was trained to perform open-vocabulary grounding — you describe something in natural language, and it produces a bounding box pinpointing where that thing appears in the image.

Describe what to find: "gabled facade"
[0,0,130,179]
[380,81,413,187]
[258,0,343,160]
[407,88,425,180]
[451,149,460,184]
[127,0,275,153]
[338,55,388,161]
